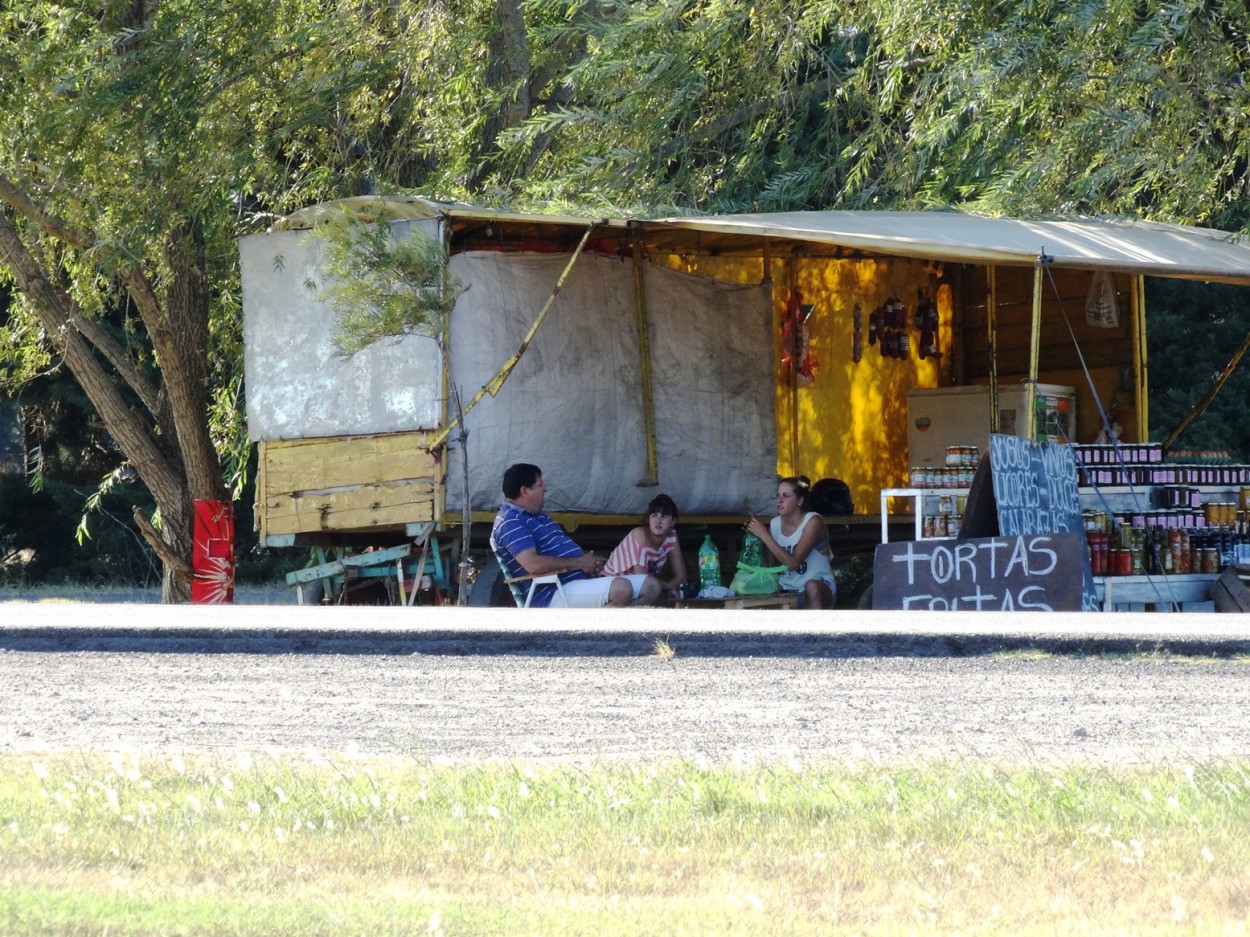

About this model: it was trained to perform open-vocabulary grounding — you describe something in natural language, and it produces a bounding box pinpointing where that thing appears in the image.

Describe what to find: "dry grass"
[3,752,1250,935]
[650,637,675,659]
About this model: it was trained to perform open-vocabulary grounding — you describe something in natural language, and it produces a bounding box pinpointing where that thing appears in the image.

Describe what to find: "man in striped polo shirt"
[492,463,661,608]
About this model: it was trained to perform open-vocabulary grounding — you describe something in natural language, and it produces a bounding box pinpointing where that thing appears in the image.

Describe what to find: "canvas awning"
[270,196,1250,285]
[646,211,1250,286]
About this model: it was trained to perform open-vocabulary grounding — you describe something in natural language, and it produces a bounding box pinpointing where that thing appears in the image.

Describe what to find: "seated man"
[493,463,661,608]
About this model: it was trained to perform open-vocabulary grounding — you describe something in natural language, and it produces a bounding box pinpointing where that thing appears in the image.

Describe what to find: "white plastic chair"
[489,531,569,608]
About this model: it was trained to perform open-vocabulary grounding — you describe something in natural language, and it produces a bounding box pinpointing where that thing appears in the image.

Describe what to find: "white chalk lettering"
[930,545,955,583]
[1004,536,1030,577]
[955,542,979,582]
[1017,585,1053,611]
[890,541,933,585]
[1026,536,1058,575]
[878,532,1089,612]
[960,584,999,610]
[977,539,1010,578]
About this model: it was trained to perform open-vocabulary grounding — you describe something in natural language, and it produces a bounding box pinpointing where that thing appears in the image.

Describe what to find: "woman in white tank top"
[744,475,836,609]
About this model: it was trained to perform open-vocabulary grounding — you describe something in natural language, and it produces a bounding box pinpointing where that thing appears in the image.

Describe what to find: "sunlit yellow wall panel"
[652,251,1143,511]
[776,257,952,514]
[654,251,953,512]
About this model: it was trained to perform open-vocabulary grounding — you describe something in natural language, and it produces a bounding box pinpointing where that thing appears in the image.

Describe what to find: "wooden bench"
[675,592,798,610]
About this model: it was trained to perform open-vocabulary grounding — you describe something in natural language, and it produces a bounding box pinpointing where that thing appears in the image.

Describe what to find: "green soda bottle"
[740,532,764,567]
[697,535,721,591]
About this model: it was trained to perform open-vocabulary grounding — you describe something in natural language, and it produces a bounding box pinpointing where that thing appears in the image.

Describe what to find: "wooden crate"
[258,433,441,540]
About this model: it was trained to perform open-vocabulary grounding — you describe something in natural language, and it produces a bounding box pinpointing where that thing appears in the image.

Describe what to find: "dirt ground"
[3,615,1249,766]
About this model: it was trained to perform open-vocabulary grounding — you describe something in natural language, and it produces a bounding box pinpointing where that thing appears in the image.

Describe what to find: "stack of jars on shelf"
[923,493,965,539]
[909,445,980,489]
[1073,442,1250,487]
[1085,506,1250,577]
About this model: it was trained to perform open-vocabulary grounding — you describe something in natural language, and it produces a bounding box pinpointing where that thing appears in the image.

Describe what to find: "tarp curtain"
[444,251,777,515]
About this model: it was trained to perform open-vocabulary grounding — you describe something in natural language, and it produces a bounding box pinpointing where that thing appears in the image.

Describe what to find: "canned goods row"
[1155,487,1250,510]
[1204,502,1240,526]
[1084,507,1250,531]
[1073,442,1163,465]
[922,514,963,538]
[1080,464,1250,487]
[944,445,980,467]
[909,466,974,488]
[1087,525,1250,576]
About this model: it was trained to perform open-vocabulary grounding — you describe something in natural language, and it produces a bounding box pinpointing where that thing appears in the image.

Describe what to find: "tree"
[473,1,1250,232]
[834,1,1250,228]
[1146,278,1250,461]
[0,0,411,600]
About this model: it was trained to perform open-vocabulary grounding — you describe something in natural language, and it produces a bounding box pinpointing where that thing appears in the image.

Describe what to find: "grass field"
[3,752,1249,935]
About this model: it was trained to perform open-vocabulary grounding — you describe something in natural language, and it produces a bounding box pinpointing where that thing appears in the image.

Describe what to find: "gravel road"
[3,607,1249,766]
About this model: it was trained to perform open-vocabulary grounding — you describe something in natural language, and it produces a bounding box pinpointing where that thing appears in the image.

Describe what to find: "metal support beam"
[632,225,659,486]
[987,266,999,433]
[1025,255,1047,441]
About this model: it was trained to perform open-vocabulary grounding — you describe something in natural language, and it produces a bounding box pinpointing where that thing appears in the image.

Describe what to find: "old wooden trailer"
[238,198,1250,605]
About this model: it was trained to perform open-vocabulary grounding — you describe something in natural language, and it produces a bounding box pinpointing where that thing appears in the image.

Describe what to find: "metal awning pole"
[987,266,999,433]
[1130,275,1149,441]
[1025,253,1047,441]
[631,223,658,486]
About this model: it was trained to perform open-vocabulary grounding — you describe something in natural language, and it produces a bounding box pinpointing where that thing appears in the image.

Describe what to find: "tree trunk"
[0,211,221,603]
[158,220,227,602]
[471,0,532,186]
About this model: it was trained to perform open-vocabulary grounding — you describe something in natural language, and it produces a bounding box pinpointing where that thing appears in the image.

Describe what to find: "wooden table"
[1095,573,1216,612]
[675,592,798,610]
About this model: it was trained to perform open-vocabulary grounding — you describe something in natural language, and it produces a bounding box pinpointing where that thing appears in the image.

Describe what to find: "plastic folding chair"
[488,532,568,608]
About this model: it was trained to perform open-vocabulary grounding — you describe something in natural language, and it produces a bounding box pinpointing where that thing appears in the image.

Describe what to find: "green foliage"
[308,215,462,356]
[456,0,1250,229]
[1146,278,1250,461]
[0,476,158,586]
[842,1,1250,227]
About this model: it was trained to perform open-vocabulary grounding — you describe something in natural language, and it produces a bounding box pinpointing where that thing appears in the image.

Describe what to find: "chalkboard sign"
[872,533,1094,611]
[988,433,1084,537]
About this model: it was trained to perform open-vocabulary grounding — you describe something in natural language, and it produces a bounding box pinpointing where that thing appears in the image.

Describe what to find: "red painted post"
[191,500,235,604]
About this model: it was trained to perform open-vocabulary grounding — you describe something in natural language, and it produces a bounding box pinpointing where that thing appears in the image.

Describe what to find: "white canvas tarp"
[444,252,777,515]
[239,219,445,439]
[241,225,779,516]
[272,197,1250,285]
[653,211,1250,284]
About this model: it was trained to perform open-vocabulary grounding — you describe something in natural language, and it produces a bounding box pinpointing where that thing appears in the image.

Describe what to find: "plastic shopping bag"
[729,562,786,596]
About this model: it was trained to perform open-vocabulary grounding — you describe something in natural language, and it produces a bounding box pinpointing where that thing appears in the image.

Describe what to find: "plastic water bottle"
[740,533,764,567]
[698,535,721,591]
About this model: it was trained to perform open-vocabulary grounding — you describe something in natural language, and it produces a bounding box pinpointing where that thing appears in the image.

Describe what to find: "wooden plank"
[963,342,1128,377]
[258,433,442,539]
[263,434,437,491]
[676,593,798,610]
[264,484,437,537]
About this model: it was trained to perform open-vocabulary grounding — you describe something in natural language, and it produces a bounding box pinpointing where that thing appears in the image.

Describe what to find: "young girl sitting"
[603,494,688,601]
[744,475,836,609]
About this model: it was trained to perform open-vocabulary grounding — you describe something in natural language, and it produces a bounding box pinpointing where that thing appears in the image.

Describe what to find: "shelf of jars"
[896,446,979,541]
[879,488,971,542]
[1074,442,1250,582]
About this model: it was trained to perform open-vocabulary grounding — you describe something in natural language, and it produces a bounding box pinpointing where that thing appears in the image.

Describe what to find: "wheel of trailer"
[467,560,516,607]
[299,579,326,606]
